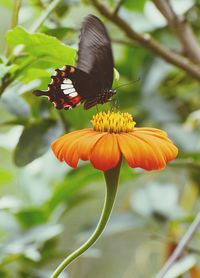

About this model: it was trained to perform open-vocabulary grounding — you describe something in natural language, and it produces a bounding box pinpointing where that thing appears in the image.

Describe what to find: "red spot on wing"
[63,103,71,108]
[70,95,81,104]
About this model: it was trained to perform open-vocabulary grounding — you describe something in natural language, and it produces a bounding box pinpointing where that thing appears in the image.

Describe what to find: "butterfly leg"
[84,99,98,110]
[110,94,119,111]
[96,105,99,112]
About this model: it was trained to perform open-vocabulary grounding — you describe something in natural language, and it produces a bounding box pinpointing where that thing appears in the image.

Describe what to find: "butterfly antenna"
[113,77,140,90]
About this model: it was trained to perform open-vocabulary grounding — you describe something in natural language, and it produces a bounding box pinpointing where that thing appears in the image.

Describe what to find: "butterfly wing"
[76,15,114,96]
[34,66,95,110]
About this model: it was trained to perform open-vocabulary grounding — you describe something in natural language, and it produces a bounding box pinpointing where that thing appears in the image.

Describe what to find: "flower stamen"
[91,111,136,133]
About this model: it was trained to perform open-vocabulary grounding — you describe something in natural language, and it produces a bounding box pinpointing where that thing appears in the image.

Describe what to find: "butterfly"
[33,15,116,110]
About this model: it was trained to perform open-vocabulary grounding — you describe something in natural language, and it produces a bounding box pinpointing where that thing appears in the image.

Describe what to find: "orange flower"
[51,111,178,171]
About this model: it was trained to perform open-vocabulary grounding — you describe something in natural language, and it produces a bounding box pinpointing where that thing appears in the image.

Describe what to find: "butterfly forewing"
[77,15,114,95]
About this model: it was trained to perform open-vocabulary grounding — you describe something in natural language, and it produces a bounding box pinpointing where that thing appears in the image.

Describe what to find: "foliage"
[0,0,200,277]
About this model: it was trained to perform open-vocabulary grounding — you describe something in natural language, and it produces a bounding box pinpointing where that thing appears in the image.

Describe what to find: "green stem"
[51,160,122,278]
[13,0,62,57]
[11,0,22,28]
[6,0,22,56]
[30,0,62,32]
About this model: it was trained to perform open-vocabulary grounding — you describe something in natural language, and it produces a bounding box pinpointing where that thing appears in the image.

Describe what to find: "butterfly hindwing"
[34,66,88,110]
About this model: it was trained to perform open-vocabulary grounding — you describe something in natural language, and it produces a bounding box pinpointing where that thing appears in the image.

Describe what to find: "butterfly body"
[34,15,115,110]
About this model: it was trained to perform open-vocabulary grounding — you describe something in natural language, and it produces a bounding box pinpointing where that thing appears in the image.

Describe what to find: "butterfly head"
[109,89,116,95]
[101,89,116,103]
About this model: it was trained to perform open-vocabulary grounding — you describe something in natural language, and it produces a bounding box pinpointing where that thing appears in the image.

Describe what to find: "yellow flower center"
[91,111,136,133]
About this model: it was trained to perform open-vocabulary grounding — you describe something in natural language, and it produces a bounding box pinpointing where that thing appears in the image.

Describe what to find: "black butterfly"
[34,15,115,110]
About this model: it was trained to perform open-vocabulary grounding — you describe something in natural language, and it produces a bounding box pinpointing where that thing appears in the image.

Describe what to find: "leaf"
[5,27,77,86]
[1,224,62,262]
[47,165,102,211]
[179,152,200,162]
[41,26,75,40]
[14,119,61,167]
[131,183,182,220]
[124,0,147,12]
[19,68,51,84]
[14,207,48,228]
[0,119,28,127]
[2,88,30,118]
[0,196,21,209]
[0,0,13,9]
[0,169,13,186]
[113,68,120,87]
[0,64,13,79]
[6,26,76,68]
[120,162,138,181]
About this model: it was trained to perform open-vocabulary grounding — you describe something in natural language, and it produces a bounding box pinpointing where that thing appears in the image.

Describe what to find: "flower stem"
[51,160,122,278]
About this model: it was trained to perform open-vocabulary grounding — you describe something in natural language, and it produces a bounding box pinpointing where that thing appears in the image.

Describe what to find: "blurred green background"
[0,0,200,277]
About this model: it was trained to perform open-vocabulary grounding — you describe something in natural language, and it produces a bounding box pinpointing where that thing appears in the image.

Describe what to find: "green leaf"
[18,68,51,84]
[179,152,200,162]
[0,118,27,126]
[124,0,147,12]
[47,162,137,212]
[47,165,102,211]
[114,68,120,81]
[14,208,48,228]
[0,169,13,186]
[120,162,138,181]
[0,64,13,79]
[0,0,13,9]
[14,119,60,167]
[2,90,30,118]
[6,26,76,68]
[41,26,75,40]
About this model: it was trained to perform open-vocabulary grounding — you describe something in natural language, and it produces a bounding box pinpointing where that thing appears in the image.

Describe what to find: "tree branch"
[156,212,200,278]
[150,233,200,256]
[152,0,200,63]
[113,0,126,16]
[112,38,135,48]
[91,0,200,82]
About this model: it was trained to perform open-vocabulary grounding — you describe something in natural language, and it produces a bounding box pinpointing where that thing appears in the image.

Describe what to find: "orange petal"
[62,130,95,168]
[116,133,162,170]
[77,132,106,161]
[90,133,121,171]
[51,130,85,161]
[134,129,178,162]
[51,129,92,168]
[134,127,167,137]
[117,130,177,170]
